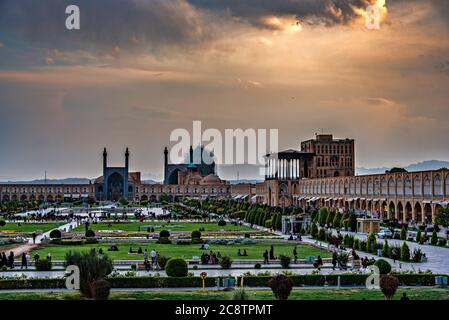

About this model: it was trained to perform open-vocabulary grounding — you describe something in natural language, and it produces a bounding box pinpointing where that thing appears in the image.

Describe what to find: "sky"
[0,0,448,181]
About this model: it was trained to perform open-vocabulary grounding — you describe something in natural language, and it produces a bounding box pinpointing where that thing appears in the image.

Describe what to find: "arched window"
[368,178,373,195]
[381,177,387,196]
[388,178,395,196]
[374,178,380,195]
[405,176,412,196]
[355,178,360,195]
[350,179,355,195]
[423,175,431,196]
[445,174,449,197]
[434,175,442,196]
[397,177,403,196]
[413,176,421,196]
[361,179,367,195]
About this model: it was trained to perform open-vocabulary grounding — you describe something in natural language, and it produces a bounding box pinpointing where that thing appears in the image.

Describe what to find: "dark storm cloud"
[188,0,377,27]
[0,0,212,53]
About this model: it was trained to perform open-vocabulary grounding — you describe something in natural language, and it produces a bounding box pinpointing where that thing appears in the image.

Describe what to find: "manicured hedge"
[0,274,444,290]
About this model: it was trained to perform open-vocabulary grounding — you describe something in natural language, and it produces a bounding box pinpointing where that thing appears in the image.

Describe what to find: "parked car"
[377,229,393,239]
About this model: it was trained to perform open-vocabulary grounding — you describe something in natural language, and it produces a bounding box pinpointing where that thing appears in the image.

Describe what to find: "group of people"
[142,248,160,271]
[262,245,276,264]
[236,249,248,256]
[201,251,221,265]
[0,251,33,269]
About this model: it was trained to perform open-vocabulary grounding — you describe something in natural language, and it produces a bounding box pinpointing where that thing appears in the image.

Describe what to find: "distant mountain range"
[0,178,93,185]
[2,160,447,184]
[356,160,449,176]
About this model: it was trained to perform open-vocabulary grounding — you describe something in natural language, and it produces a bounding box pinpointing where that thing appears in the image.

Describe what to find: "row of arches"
[296,196,439,223]
[300,172,449,198]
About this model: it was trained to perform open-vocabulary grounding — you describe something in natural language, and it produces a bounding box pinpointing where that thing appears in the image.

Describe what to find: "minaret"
[125,147,129,169]
[189,145,193,164]
[103,148,107,171]
[164,147,168,184]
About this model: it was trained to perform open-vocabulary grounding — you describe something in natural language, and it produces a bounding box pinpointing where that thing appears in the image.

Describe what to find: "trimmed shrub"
[416,230,422,243]
[431,230,438,246]
[268,275,293,300]
[366,233,377,253]
[85,229,95,238]
[85,237,98,244]
[0,220,6,227]
[353,238,360,250]
[254,263,262,269]
[279,255,291,269]
[400,241,410,261]
[412,248,423,262]
[438,238,447,247]
[191,230,202,240]
[35,258,52,271]
[218,220,227,227]
[159,230,170,238]
[220,256,232,269]
[400,227,407,241]
[374,259,391,274]
[157,255,169,269]
[165,258,188,277]
[49,229,62,239]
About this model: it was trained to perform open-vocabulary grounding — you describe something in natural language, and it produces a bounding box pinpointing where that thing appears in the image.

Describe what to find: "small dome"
[201,174,222,185]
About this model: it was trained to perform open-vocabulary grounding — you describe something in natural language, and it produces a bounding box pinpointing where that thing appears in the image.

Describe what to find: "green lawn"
[0,288,447,300]
[31,242,330,261]
[0,223,64,233]
[73,221,253,232]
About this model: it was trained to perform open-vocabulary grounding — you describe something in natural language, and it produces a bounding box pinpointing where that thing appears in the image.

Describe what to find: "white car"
[377,229,393,239]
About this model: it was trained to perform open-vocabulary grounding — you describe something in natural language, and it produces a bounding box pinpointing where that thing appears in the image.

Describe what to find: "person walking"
[7,251,14,269]
[150,249,157,266]
[263,250,269,264]
[1,252,7,267]
[21,252,28,269]
[269,245,275,260]
[32,232,37,244]
[332,251,338,270]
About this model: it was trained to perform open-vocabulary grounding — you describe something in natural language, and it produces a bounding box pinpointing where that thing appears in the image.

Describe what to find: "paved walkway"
[4,221,80,259]
[240,221,449,274]
[320,230,449,274]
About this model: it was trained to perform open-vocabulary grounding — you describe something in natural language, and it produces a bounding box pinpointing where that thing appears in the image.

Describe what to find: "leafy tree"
[268,275,293,300]
[400,227,407,241]
[347,214,357,232]
[381,240,390,257]
[435,207,449,228]
[400,241,410,261]
[317,207,329,226]
[64,249,113,299]
[118,196,129,207]
[380,275,400,300]
[333,212,342,228]
[326,210,336,227]
[366,232,377,253]
[416,230,422,243]
[431,230,438,245]
[310,223,318,239]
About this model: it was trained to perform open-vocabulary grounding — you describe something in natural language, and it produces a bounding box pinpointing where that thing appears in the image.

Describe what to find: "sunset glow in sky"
[0,0,448,181]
